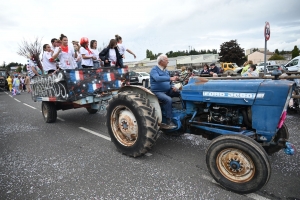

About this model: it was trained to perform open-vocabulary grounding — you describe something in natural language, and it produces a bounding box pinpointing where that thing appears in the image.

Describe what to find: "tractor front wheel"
[264,123,289,155]
[206,135,271,194]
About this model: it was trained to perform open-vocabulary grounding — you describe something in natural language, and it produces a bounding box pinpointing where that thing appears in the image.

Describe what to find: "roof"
[251,51,274,55]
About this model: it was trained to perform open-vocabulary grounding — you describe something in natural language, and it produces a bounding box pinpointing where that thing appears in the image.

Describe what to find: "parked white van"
[257,61,276,67]
[285,56,300,72]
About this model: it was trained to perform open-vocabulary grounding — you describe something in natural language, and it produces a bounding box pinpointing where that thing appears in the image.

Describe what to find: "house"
[247,51,274,64]
[245,48,266,56]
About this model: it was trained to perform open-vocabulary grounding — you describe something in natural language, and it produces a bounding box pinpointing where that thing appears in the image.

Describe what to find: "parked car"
[256,64,284,73]
[284,56,300,72]
[168,70,181,77]
[257,61,276,67]
[135,72,150,85]
[128,71,139,85]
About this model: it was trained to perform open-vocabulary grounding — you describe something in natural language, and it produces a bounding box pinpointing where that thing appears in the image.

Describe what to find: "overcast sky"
[1,0,300,65]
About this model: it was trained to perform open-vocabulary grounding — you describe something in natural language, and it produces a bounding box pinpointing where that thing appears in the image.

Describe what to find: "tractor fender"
[118,85,162,123]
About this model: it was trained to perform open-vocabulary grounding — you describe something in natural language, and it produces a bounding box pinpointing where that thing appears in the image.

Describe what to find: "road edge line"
[79,127,111,141]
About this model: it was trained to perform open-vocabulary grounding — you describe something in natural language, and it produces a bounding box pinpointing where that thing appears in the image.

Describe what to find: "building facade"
[247,51,274,64]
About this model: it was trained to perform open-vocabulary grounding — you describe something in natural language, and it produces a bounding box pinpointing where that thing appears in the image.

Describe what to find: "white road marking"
[14,99,21,102]
[57,117,65,121]
[9,95,12,98]
[23,103,36,110]
[245,193,270,200]
[145,153,152,157]
[79,127,111,141]
[5,92,8,94]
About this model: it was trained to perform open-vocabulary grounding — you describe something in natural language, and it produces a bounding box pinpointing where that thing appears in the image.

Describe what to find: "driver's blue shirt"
[150,66,171,92]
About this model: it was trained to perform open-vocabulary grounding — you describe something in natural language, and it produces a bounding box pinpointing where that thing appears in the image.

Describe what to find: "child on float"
[79,37,96,68]
[52,34,77,70]
[115,34,136,66]
[42,44,57,74]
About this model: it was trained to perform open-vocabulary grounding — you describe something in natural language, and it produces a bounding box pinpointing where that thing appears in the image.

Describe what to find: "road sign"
[264,22,270,41]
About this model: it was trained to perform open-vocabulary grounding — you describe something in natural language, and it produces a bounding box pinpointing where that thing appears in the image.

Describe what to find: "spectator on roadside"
[180,66,188,79]
[42,44,57,74]
[79,37,96,68]
[12,75,21,95]
[6,75,12,92]
[52,34,77,70]
[115,34,136,66]
[99,39,123,67]
[23,76,26,91]
[241,60,253,75]
[184,67,194,84]
[90,40,101,68]
[209,63,219,75]
[73,43,82,69]
[20,76,25,92]
[242,64,258,77]
[200,64,210,75]
[25,74,31,93]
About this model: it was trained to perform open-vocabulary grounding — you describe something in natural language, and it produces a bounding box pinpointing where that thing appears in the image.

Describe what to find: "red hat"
[80,37,89,46]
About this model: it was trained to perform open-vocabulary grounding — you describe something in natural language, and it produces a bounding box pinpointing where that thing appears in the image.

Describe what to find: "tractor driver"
[150,54,180,129]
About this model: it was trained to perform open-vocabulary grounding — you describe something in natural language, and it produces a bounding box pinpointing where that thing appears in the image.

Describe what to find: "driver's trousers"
[153,88,180,119]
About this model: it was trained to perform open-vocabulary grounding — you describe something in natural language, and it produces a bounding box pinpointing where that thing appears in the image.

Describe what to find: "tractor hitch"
[284,142,296,155]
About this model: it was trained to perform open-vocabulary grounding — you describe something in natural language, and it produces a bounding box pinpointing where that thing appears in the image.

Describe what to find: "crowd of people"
[6,74,31,95]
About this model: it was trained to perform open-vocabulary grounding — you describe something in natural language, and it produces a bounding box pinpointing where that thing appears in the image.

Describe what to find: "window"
[292,59,298,66]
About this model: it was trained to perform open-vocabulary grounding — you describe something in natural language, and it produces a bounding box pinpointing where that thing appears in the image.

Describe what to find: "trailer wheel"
[264,123,289,155]
[206,135,271,194]
[107,91,160,157]
[42,102,57,123]
[86,107,98,114]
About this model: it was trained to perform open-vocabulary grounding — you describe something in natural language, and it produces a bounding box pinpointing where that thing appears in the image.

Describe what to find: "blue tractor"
[106,76,296,194]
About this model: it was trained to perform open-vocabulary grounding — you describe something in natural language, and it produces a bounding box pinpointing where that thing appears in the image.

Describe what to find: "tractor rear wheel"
[206,135,271,194]
[107,91,160,157]
[42,101,57,123]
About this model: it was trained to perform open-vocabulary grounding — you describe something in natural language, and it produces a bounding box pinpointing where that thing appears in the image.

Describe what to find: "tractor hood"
[181,77,294,106]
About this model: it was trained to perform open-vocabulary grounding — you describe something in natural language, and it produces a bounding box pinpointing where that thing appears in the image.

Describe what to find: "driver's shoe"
[160,120,177,129]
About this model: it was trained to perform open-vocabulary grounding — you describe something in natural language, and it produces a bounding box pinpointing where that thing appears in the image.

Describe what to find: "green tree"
[146,49,155,60]
[200,49,207,54]
[23,65,27,72]
[291,45,299,59]
[219,39,246,66]
[16,66,22,73]
[6,62,19,71]
[268,54,285,60]
[274,49,280,55]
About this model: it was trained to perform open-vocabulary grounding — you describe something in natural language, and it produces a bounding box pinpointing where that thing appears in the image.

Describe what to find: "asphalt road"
[0,89,299,200]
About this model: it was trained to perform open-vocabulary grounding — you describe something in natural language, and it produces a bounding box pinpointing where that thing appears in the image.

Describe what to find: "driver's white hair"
[157,54,167,64]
